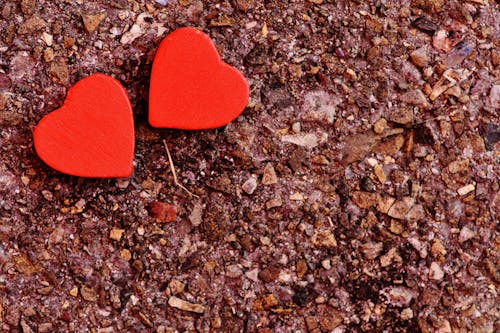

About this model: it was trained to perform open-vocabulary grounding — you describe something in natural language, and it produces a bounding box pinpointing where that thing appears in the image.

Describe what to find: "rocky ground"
[0,0,499,332]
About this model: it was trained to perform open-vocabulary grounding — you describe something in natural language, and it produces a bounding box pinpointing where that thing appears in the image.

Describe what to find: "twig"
[163,140,198,198]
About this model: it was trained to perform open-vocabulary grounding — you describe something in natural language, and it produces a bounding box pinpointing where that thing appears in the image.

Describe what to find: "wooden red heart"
[34,74,135,178]
[149,27,249,129]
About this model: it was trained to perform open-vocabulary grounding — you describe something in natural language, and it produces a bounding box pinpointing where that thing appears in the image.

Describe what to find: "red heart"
[34,74,135,178]
[149,27,249,129]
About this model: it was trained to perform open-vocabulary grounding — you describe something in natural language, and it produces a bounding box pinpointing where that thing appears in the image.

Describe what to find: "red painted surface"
[149,27,249,129]
[34,74,135,178]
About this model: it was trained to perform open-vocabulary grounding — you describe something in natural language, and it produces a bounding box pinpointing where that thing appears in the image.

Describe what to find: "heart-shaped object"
[34,74,135,178]
[149,27,249,129]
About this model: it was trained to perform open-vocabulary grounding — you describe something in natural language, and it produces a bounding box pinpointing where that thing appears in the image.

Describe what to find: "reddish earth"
[0,1,499,332]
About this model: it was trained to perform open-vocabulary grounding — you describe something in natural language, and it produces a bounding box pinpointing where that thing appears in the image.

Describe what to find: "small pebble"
[262,163,278,185]
[242,176,258,194]
[429,262,444,281]
[410,47,429,67]
[82,12,106,33]
[321,259,331,270]
[400,308,413,320]
[458,226,476,243]
[150,202,177,222]
[168,296,205,313]
[457,183,475,196]
[373,118,387,134]
[291,122,301,133]
[109,228,125,241]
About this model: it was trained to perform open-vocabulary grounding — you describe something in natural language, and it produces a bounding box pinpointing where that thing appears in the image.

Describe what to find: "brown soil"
[0,0,499,332]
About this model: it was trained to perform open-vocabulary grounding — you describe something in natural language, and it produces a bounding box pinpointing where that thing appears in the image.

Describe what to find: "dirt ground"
[0,0,499,332]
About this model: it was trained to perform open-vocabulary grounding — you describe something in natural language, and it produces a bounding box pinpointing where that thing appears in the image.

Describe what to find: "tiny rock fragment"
[282,133,320,149]
[458,226,476,243]
[168,296,206,313]
[266,196,282,209]
[109,228,125,241]
[80,286,97,302]
[226,264,243,278]
[410,47,430,67]
[380,247,402,267]
[120,249,132,261]
[489,85,500,108]
[290,192,304,201]
[377,196,396,214]
[261,293,279,309]
[387,197,415,220]
[49,58,69,84]
[82,12,107,33]
[69,287,78,297]
[167,279,185,295]
[380,287,415,307]
[373,118,387,134]
[429,262,444,281]
[312,230,337,248]
[373,164,387,183]
[444,41,472,69]
[120,24,143,44]
[37,286,53,295]
[343,131,379,164]
[432,29,453,52]
[311,155,330,165]
[389,220,403,235]
[400,308,413,320]
[411,16,438,34]
[242,176,258,194]
[245,268,259,282]
[457,183,475,196]
[41,32,53,46]
[138,312,153,328]
[431,239,447,258]
[345,68,357,80]
[400,89,430,109]
[321,259,331,270]
[43,48,54,62]
[448,159,469,173]
[406,204,425,221]
[150,202,177,222]
[351,191,378,209]
[18,16,46,34]
[262,163,278,185]
[188,201,203,226]
[362,242,384,260]
[408,235,428,258]
[388,108,414,126]
[318,306,343,331]
[13,254,38,275]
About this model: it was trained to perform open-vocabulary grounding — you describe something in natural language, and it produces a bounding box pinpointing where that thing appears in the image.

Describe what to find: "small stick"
[163,140,198,198]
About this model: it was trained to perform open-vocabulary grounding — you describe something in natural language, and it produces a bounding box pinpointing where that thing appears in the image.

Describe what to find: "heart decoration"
[149,27,249,129]
[34,74,135,178]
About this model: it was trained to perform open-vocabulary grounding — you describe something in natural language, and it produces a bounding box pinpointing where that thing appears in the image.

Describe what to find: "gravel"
[0,0,499,332]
